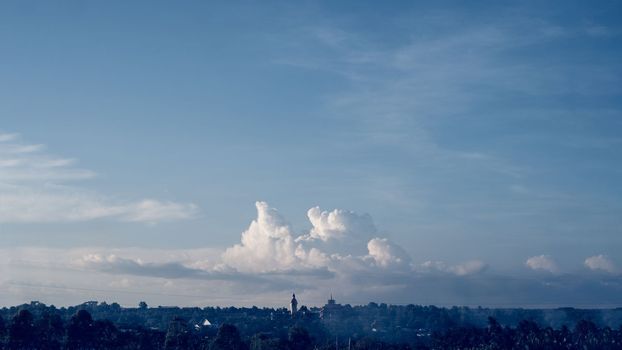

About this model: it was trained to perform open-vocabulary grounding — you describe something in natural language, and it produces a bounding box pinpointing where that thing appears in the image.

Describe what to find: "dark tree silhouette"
[164,317,191,350]
[0,315,6,344]
[4,301,622,349]
[93,319,120,349]
[250,333,285,350]
[8,309,37,350]
[210,324,246,350]
[66,309,96,349]
[35,310,64,350]
[288,326,312,350]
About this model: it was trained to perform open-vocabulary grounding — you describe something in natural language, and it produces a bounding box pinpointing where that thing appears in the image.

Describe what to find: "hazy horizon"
[2,1,622,309]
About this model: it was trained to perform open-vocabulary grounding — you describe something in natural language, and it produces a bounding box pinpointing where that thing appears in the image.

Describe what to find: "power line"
[6,281,232,301]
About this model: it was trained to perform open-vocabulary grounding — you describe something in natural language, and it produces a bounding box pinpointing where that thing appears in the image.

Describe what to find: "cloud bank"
[3,202,622,307]
[57,201,497,306]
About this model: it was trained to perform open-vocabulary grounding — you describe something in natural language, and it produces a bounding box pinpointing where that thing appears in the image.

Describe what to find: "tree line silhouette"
[2,301,622,349]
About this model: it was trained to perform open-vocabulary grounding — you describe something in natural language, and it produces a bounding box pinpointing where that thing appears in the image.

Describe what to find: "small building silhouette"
[320,294,341,320]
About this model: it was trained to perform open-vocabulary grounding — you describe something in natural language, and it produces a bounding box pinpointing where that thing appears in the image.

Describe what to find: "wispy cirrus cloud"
[265,8,622,270]
[0,132,197,224]
[273,11,622,188]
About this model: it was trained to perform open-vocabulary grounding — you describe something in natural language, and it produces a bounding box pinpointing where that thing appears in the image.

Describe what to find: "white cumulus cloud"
[420,260,487,276]
[525,255,558,273]
[222,202,312,273]
[585,255,617,273]
[366,237,411,268]
[305,207,377,241]
[448,260,487,276]
[221,201,399,275]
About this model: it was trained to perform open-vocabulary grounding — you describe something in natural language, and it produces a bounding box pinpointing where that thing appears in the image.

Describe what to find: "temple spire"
[290,292,298,316]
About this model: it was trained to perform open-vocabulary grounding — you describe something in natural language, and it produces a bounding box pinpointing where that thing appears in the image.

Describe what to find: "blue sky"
[1,1,622,307]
